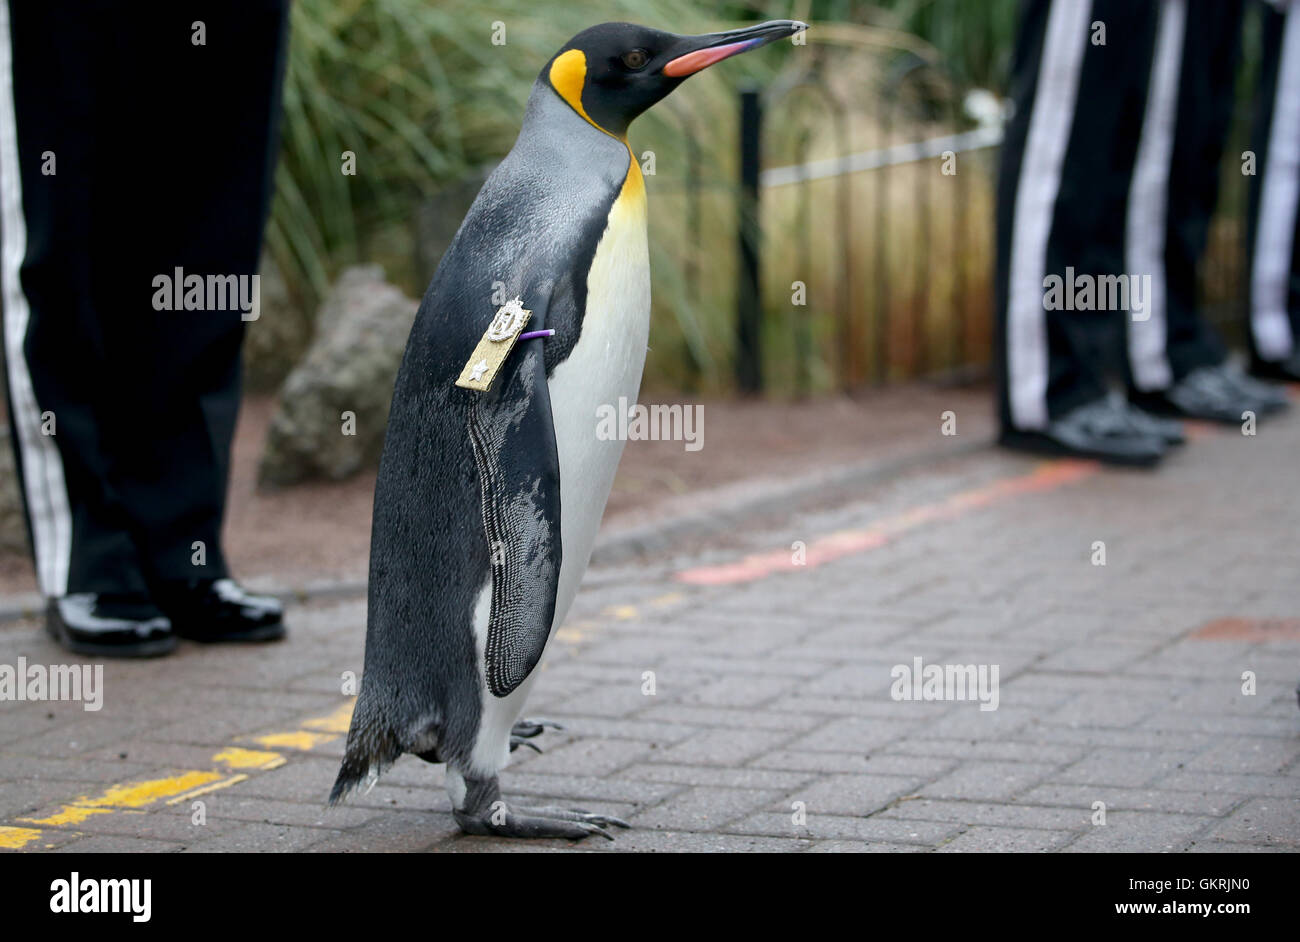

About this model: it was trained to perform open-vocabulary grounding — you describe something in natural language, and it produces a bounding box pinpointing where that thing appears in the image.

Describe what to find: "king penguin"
[330,19,807,840]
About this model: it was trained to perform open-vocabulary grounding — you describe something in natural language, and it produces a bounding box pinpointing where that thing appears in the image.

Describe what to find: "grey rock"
[242,252,312,393]
[259,265,416,486]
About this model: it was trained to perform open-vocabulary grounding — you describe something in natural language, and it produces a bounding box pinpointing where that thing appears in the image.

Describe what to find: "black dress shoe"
[46,593,177,658]
[153,578,286,643]
[999,396,1167,467]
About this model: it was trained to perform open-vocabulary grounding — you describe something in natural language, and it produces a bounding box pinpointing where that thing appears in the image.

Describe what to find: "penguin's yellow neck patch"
[621,152,645,203]
[549,50,599,131]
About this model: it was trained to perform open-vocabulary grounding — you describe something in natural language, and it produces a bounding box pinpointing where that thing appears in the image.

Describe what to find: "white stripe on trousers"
[1125,0,1186,393]
[0,0,72,597]
[1251,5,1300,362]
[1007,0,1094,430]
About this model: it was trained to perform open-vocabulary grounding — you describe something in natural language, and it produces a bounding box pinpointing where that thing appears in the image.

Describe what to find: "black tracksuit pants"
[1247,0,1300,367]
[1,2,288,598]
[996,0,1241,432]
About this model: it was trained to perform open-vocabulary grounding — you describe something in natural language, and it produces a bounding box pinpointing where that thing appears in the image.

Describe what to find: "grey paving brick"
[50,808,249,845]
[919,761,1060,802]
[53,834,184,853]
[797,717,919,754]
[1184,738,1300,775]
[651,727,795,766]
[604,829,814,853]
[1155,770,1300,799]
[780,773,925,816]
[726,811,956,846]
[1185,839,1290,853]
[937,826,1074,852]
[1060,812,1216,852]
[180,822,334,853]
[511,738,651,778]
[1054,749,1203,788]
[620,762,813,791]
[883,738,1086,766]
[1020,784,1243,817]
[878,798,1091,831]
[503,772,679,806]
[630,786,782,831]
[193,793,380,829]
[301,805,465,847]
[805,840,931,852]
[634,703,822,732]
[1202,798,1300,846]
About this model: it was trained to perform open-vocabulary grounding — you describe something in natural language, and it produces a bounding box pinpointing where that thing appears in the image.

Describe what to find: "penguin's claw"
[518,805,631,830]
[511,718,564,739]
[509,736,543,754]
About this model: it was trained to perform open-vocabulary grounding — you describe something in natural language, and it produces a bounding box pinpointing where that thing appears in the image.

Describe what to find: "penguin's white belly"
[546,181,651,631]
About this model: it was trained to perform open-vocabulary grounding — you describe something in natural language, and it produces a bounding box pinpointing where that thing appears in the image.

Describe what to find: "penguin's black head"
[544,20,807,138]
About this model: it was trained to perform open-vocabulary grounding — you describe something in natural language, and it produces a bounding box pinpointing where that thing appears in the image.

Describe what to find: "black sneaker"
[1112,393,1185,445]
[999,396,1168,467]
[1130,365,1271,424]
[153,578,286,643]
[46,593,177,658]
[1218,362,1290,415]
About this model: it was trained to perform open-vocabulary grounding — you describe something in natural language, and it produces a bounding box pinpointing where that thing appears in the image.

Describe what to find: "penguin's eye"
[620,48,650,71]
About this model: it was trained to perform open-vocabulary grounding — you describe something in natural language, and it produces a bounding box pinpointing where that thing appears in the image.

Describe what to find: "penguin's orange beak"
[662,20,807,78]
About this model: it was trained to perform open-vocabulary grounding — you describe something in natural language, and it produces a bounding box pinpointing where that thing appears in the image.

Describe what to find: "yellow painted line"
[165,773,249,805]
[649,592,684,607]
[0,825,44,849]
[2,700,358,846]
[250,730,337,751]
[302,700,354,733]
[90,771,226,807]
[20,807,113,827]
[606,605,639,620]
[19,770,226,826]
[213,747,286,770]
[556,627,585,643]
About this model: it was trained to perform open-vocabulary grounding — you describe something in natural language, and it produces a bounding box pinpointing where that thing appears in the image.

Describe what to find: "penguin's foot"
[453,775,629,841]
[509,717,563,753]
[455,804,628,841]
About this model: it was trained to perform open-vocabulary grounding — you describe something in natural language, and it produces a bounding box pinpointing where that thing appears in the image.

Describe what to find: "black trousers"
[1125,0,1240,393]
[996,0,1239,432]
[1,1,288,597]
[1246,0,1300,366]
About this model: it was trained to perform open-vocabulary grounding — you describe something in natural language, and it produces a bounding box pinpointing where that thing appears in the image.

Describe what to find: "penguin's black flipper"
[465,303,562,699]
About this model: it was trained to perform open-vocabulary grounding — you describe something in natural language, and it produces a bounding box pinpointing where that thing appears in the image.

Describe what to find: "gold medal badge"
[455,297,533,392]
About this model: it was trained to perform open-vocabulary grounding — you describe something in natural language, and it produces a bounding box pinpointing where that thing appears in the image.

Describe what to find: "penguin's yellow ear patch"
[549,49,596,128]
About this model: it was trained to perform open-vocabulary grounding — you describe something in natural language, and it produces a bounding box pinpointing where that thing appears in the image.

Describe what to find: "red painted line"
[674,458,1098,586]
[1192,617,1300,641]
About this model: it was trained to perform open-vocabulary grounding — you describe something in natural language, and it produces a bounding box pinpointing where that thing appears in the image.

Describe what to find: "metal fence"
[671,51,1256,396]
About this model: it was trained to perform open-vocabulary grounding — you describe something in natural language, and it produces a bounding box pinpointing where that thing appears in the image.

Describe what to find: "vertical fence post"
[737,86,763,394]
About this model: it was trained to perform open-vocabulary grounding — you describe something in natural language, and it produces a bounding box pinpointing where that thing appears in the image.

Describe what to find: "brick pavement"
[1,402,1297,852]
